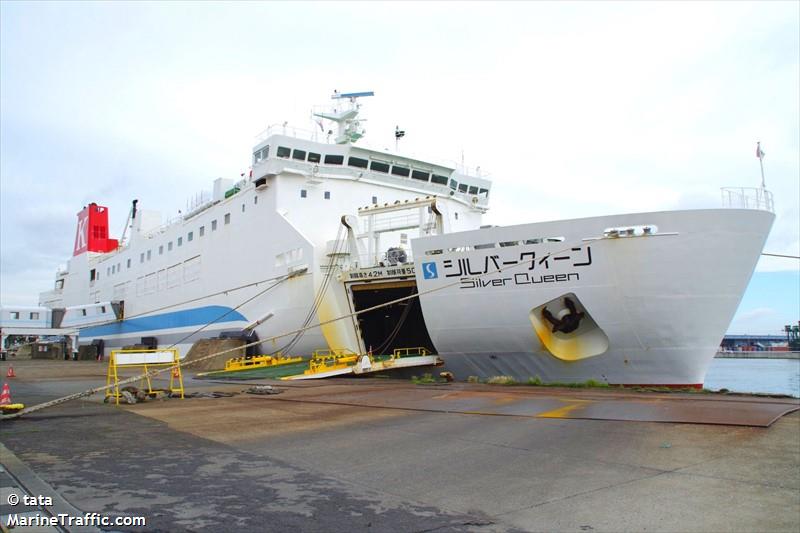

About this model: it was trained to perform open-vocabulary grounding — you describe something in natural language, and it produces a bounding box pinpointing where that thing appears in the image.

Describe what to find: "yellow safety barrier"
[224,353,303,372]
[106,348,184,405]
[392,347,430,359]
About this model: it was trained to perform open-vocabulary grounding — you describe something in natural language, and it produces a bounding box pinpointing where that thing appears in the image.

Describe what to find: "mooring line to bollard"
[1,235,612,420]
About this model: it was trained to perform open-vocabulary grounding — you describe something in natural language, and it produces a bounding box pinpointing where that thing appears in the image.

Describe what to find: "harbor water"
[705,358,800,397]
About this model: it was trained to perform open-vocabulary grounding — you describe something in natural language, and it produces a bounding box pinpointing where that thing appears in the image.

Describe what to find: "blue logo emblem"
[422,262,438,279]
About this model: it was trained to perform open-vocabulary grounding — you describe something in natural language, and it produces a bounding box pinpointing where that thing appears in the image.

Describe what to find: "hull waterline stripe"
[80,306,246,337]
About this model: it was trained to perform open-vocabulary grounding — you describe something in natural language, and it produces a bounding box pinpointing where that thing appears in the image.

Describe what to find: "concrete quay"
[0,360,798,532]
[715,350,800,359]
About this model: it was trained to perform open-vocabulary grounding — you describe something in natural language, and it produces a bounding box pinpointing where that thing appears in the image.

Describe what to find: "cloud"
[729,307,782,335]
[1,1,798,309]
[736,307,778,322]
[729,302,797,336]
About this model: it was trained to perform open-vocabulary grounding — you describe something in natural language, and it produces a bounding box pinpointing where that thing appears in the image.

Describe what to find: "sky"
[1,1,798,335]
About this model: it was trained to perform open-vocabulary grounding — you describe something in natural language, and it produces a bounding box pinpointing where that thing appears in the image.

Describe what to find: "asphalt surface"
[1,361,799,532]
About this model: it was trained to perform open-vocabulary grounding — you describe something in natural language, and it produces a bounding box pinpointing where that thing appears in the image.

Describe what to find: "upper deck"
[251,131,492,210]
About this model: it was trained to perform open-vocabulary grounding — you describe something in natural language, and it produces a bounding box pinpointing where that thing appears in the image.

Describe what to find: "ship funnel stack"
[73,203,119,256]
[313,90,374,145]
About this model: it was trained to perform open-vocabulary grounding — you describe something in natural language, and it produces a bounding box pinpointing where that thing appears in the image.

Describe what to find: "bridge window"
[224,213,231,225]
[199,226,205,237]
[348,157,369,169]
[431,174,448,185]
[277,146,291,158]
[449,179,458,190]
[391,165,410,177]
[30,312,39,320]
[469,186,478,195]
[324,191,331,200]
[177,237,183,247]
[253,146,269,164]
[412,170,430,182]
[372,196,377,204]
[370,161,389,173]
[458,183,468,193]
[324,154,344,165]
[188,231,194,242]
[300,189,307,198]
[308,152,321,163]
[10,312,19,319]
[212,220,217,231]
[292,149,306,161]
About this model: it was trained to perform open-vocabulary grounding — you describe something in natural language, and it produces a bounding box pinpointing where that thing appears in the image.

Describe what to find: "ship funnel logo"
[74,213,89,255]
[422,262,438,280]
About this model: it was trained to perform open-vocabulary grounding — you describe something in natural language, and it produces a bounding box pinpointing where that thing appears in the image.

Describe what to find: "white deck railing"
[721,187,774,213]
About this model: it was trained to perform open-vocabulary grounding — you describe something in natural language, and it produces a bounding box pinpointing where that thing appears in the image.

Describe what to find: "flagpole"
[757,141,766,189]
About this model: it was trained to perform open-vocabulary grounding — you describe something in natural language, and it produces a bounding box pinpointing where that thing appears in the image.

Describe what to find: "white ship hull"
[62,206,770,387]
[412,208,774,385]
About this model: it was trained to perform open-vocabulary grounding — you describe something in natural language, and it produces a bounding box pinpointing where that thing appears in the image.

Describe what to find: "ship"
[19,91,773,386]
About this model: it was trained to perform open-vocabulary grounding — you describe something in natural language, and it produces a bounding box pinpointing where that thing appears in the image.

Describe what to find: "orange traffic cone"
[6,366,15,378]
[0,383,11,405]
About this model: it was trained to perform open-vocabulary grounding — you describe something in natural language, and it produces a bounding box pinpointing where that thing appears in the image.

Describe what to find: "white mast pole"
[757,141,766,189]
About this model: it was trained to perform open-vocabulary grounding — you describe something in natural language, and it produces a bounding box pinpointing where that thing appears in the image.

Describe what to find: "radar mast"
[313,90,374,145]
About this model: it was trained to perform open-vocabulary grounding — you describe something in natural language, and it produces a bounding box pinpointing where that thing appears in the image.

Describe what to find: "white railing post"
[720,187,774,213]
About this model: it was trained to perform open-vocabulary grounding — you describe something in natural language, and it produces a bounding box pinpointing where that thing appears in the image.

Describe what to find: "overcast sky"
[1,1,798,334]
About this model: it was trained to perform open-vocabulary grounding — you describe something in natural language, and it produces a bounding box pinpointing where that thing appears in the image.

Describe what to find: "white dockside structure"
[6,91,772,386]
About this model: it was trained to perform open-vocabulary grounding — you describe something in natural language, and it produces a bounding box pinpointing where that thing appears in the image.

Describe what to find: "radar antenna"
[313,90,374,145]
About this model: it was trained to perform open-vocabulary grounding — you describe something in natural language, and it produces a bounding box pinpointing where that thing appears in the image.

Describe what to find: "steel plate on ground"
[259,383,799,427]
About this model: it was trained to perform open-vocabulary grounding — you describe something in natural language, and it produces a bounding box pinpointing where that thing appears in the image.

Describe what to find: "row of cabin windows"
[8,311,40,320]
[271,144,488,197]
[274,146,457,187]
[102,209,240,279]
[275,145,339,165]
[449,179,485,196]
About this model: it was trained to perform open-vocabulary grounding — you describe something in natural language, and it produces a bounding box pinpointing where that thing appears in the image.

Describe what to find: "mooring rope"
[2,234,614,420]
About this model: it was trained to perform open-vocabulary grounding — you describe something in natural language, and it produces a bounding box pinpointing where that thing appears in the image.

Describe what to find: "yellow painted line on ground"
[536,400,591,419]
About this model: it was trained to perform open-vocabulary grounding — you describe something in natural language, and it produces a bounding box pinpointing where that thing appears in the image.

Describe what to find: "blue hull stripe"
[81,306,247,337]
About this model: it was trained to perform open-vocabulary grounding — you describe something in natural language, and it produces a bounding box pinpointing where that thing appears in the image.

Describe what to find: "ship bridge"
[250,90,491,211]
